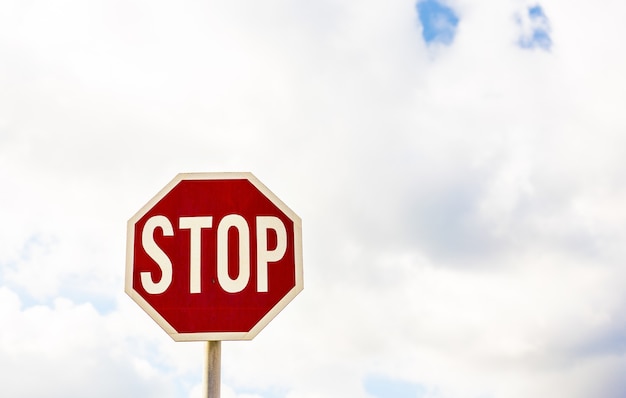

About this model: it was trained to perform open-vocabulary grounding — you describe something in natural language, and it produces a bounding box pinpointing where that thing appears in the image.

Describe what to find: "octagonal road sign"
[125,172,303,341]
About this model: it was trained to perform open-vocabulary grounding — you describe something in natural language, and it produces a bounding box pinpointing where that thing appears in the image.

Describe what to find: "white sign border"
[125,172,303,341]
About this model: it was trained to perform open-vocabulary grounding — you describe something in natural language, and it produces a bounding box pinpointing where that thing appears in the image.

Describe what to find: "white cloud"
[2,0,626,397]
[0,287,195,397]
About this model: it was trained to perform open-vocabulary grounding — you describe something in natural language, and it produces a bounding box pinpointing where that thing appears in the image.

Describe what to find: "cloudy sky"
[2,0,626,397]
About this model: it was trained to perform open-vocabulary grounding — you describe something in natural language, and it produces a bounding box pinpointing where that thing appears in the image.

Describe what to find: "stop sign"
[125,172,303,341]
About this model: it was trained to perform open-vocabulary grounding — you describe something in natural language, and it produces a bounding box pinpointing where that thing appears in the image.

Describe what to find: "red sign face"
[125,173,303,341]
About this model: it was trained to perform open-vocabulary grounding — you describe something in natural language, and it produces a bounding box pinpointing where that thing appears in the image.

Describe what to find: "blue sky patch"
[528,5,545,18]
[517,4,552,50]
[416,0,459,45]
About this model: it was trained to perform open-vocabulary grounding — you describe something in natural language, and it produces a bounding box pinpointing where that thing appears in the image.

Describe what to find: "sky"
[1,0,626,397]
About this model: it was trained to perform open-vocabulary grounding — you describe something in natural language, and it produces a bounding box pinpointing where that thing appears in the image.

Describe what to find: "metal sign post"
[205,341,221,398]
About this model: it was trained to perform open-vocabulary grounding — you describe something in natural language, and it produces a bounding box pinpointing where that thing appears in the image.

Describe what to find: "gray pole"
[205,341,221,398]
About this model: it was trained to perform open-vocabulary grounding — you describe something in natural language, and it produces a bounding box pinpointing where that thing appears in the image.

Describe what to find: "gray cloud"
[2,0,626,397]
